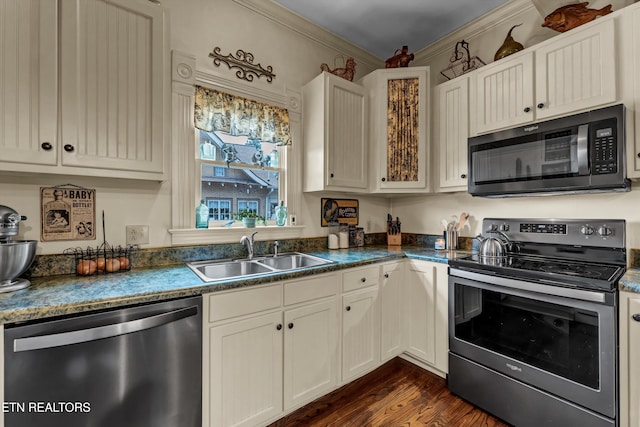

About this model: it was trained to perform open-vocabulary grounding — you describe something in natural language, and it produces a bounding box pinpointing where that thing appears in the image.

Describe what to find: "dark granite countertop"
[3,246,638,325]
[0,246,467,325]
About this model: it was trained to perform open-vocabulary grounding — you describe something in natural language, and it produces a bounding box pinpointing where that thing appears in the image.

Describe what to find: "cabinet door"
[208,311,283,427]
[283,298,339,410]
[364,67,430,192]
[342,287,380,382]
[405,261,449,373]
[437,77,469,191]
[627,7,640,178]
[535,19,616,121]
[0,0,57,166]
[326,75,368,189]
[60,0,164,175]
[380,262,405,362]
[626,296,640,427]
[475,52,534,134]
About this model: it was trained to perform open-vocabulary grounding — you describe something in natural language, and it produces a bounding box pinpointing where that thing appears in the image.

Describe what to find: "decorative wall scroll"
[321,198,359,227]
[41,184,96,242]
[209,47,276,83]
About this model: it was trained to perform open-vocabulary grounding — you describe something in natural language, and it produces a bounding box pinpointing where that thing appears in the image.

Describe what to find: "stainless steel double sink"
[187,252,335,282]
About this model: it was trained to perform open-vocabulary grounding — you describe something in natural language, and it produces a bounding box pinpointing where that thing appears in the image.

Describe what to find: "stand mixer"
[0,205,37,292]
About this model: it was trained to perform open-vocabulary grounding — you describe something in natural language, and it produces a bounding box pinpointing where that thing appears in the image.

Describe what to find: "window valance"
[194,85,291,146]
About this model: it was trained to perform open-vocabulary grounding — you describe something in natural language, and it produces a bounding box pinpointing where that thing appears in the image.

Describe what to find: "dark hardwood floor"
[269,357,511,427]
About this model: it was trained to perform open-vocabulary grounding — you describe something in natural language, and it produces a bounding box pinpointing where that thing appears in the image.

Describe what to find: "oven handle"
[449,268,608,304]
[577,124,590,175]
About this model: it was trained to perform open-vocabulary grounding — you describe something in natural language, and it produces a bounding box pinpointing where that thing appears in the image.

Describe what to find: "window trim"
[168,50,302,245]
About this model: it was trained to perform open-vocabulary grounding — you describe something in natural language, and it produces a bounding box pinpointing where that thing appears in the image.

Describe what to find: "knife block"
[387,231,401,247]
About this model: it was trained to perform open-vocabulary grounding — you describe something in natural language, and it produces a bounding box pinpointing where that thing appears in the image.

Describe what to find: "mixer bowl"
[0,240,37,285]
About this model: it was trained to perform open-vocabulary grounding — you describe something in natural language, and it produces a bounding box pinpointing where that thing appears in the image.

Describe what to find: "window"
[168,59,304,245]
[207,199,231,221]
[198,131,280,224]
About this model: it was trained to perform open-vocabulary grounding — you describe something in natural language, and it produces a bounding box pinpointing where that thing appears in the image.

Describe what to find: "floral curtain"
[194,85,291,146]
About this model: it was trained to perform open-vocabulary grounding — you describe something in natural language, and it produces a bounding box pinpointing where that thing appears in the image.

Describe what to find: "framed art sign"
[41,185,96,241]
[321,198,359,226]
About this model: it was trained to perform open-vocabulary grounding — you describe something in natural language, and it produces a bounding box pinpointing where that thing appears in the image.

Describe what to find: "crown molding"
[413,0,535,64]
[233,0,383,69]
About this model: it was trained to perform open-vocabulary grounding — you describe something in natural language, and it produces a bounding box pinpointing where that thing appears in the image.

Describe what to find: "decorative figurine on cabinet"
[494,24,525,61]
[542,2,612,32]
[385,45,415,68]
[320,56,356,81]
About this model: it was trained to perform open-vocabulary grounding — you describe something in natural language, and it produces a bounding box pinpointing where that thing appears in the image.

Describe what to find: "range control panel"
[484,218,625,249]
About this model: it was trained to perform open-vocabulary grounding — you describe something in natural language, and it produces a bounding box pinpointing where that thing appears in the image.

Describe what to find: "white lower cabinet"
[619,291,640,427]
[204,274,339,427]
[283,298,339,410]
[342,287,380,382]
[203,260,450,426]
[380,261,405,362]
[404,260,449,373]
[208,311,283,427]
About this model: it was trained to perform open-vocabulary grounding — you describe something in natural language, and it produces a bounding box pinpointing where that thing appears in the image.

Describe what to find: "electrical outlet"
[126,225,149,245]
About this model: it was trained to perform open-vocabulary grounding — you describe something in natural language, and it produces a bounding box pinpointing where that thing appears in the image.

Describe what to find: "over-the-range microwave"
[467,104,630,197]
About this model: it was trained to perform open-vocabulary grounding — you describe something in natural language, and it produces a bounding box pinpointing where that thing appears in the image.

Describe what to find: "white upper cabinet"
[303,72,368,192]
[620,3,640,179]
[0,0,166,180]
[361,67,430,192]
[60,0,166,177]
[476,18,616,134]
[534,18,616,120]
[436,76,469,192]
[0,0,58,166]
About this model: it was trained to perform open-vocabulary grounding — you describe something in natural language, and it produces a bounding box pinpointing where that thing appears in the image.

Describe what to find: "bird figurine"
[494,24,525,61]
[320,57,356,81]
[542,2,612,33]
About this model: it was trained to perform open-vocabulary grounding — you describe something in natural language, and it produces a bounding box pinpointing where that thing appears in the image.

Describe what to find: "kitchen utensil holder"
[445,230,459,250]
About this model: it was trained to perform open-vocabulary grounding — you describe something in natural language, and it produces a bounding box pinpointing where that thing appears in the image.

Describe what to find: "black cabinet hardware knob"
[360,277,366,283]
[276,324,283,330]
[41,142,53,151]
[346,306,351,311]
[288,322,294,329]
[637,153,640,159]
[524,107,531,113]
[330,173,334,178]
[461,174,466,179]
[632,314,640,322]
[537,103,544,109]
[381,177,386,182]
[384,273,389,279]
[63,144,74,153]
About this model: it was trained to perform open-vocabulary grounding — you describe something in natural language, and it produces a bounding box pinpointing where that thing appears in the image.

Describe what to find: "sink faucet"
[273,240,279,257]
[240,231,258,260]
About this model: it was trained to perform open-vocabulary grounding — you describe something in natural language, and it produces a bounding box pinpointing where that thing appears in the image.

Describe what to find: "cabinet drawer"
[342,265,379,292]
[207,284,282,323]
[284,273,338,306]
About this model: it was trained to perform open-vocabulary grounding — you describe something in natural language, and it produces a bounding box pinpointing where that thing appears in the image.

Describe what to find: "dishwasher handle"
[13,305,199,352]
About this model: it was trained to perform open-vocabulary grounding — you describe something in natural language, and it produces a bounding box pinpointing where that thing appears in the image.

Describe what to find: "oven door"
[448,269,616,419]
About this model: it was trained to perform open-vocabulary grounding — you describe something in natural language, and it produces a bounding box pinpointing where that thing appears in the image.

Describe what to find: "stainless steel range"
[448,218,626,427]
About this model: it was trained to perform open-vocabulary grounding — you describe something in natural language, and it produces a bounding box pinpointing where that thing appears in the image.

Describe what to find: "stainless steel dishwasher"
[4,295,202,427]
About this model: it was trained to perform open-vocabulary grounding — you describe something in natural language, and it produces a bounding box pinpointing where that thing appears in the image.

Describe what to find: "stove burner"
[537,263,605,278]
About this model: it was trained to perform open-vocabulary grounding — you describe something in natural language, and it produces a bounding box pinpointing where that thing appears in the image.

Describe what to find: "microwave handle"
[577,124,589,175]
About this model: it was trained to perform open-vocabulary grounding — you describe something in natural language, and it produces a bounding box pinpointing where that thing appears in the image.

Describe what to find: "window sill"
[168,225,305,246]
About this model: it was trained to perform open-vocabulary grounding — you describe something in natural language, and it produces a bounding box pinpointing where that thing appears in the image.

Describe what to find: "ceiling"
[272,0,513,59]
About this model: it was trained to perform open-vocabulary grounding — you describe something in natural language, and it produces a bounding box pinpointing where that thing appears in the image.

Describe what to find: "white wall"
[401,0,639,251]
[0,0,387,255]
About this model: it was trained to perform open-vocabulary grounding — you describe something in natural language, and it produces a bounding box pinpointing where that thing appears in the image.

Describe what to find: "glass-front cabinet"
[361,66,430,193]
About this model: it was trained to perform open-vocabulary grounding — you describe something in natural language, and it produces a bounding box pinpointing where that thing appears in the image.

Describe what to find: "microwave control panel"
[592,125,616,174]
